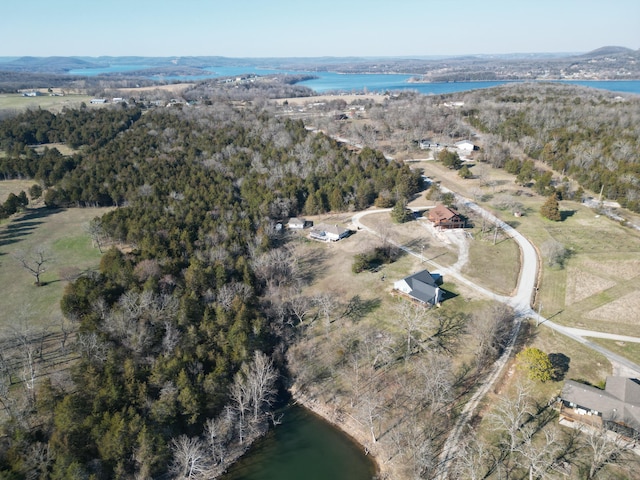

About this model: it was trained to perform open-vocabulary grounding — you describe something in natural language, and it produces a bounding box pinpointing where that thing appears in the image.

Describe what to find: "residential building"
[309,223,350,242]
[428,204,465,229]
[393,269,442,306]
[559,377,640,439]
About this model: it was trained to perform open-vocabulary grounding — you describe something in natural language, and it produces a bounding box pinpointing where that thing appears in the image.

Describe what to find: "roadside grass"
[589,339,640,366]
[463,229,520,296]
[0,93,93,113]
[538,266,566,318]
[0,206,111,331]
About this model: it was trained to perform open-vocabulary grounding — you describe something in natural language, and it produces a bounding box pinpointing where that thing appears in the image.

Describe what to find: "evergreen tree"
[458,164,472,179]
[438,149,462,169]
[391,199,413,223]
[540,194,561,221]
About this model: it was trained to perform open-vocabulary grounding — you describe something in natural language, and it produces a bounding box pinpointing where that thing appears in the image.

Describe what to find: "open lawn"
[0,205,111,331]
[463,228,520,296]
[0,93,93,113]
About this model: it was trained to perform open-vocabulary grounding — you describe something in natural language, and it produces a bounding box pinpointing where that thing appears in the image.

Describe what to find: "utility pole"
[536,302,543,327]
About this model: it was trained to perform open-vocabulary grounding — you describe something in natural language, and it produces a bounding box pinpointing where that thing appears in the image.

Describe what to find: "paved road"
[351,199,640,479]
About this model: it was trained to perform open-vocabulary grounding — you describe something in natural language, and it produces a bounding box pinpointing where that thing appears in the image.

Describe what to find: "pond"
[222,405,377,480]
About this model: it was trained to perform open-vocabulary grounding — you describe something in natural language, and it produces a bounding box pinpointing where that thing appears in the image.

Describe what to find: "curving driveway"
[351,194,640,479]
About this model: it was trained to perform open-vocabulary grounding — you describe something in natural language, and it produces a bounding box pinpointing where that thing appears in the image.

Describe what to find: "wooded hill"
[456,83,640,211]
[0,102,422,478]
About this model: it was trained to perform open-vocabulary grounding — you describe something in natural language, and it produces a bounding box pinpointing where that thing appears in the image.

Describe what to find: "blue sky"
[2,0,639,57]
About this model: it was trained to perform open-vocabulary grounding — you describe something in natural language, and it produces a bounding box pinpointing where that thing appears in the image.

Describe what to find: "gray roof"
[402,270,440,305]
[562,377,640,430]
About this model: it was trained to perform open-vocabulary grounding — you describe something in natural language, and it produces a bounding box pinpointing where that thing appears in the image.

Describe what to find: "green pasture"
[0,205,111,331]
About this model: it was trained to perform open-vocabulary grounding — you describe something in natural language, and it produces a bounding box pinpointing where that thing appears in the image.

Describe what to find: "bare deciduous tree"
[582,424,636,479]
[14,247,51,286]
[86,217,107,253]
[169,435,210,479]
[541,239,568,268]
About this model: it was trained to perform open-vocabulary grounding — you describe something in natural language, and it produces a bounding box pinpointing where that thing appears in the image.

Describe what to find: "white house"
[287,217,309,229]
[309,223,350,242]
[455,140,476,153]
[394,269,442,306]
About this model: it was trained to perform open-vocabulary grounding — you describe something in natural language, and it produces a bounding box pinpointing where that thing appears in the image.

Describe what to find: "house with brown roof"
[428,204,465,229]
[559,376,640,439]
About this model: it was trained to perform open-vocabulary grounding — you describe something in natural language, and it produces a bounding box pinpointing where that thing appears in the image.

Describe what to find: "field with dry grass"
[0,179,37,203]
[0,93,93,113]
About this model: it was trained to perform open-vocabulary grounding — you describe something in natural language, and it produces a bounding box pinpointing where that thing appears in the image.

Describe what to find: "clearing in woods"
[0,205,111,331]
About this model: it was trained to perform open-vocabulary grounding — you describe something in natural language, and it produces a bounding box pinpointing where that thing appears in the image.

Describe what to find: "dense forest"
[0,102,422,478]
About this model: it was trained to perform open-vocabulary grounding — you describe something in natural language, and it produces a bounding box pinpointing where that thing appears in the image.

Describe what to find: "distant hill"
[1,56,100,73]
[580,46,636,57]
[1,47,639,80]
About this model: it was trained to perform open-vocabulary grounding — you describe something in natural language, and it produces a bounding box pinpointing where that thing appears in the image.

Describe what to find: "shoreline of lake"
[288,385,388,480]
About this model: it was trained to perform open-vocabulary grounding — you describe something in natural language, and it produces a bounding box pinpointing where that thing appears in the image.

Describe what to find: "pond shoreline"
[289,385,388,479]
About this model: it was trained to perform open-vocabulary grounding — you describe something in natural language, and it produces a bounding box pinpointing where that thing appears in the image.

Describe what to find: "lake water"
[66,64,640,95]
[221,405,376,480]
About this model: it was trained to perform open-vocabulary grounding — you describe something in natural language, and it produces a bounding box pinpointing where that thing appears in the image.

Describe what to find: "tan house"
[428,204,465,229]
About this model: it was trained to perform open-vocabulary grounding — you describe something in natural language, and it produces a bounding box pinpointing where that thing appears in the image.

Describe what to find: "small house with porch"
[559,376,640,439]
[428,204,465,229]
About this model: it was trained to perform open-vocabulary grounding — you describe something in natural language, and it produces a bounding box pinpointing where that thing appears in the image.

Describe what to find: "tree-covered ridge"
[0,104,422,478]
[459,83,640,211]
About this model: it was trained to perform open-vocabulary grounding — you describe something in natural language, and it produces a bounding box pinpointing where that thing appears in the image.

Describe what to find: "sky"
[2,0,639,58]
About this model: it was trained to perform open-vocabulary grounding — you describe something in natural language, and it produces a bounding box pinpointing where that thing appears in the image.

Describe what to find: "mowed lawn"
[0,205,111,331]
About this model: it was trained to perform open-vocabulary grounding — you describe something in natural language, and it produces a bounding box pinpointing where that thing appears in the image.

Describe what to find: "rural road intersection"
[351,192,640,478]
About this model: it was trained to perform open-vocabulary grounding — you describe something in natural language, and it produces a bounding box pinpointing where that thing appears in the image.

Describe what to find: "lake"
[67,64,640,96]
[221,405,377,480]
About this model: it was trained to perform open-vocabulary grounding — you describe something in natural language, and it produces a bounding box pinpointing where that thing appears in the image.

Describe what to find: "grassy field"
[0,205,111,331]
[463,229,520,296]
[33,142,78,156]
[0,93,93,113]
[415,160,640,343]
[0,179,38,203]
